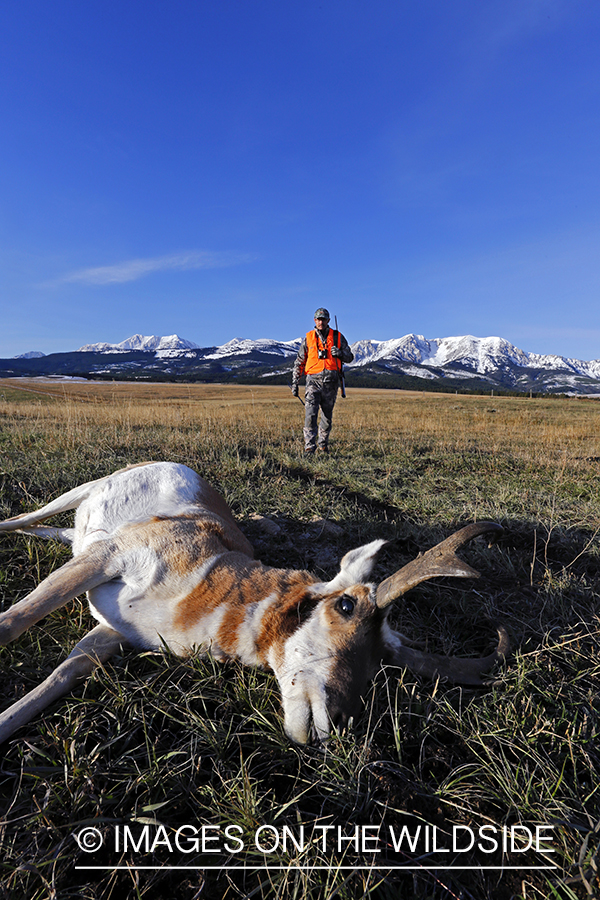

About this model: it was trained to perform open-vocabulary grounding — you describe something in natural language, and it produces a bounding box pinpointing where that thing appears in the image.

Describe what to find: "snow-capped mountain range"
[349,334,600,380]
[77,334,201,353]
[5,332,600,394]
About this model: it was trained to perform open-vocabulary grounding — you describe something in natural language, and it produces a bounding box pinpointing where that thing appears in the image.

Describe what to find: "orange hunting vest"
[304,329,342,374]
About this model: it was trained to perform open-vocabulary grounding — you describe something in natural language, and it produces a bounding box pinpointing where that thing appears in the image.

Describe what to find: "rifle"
[291,384,305,406]
[335,315,346,398]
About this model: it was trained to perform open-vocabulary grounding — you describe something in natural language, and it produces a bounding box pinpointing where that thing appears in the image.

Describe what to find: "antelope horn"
[390,625,510,685]
[376,521,502,609]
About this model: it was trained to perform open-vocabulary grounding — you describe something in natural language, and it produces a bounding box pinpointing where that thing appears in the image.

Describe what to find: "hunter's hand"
[330,346,342,358]
[291,384,299,397]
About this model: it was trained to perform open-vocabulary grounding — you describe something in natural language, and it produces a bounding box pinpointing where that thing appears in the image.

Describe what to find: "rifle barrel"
[335,315,346,398]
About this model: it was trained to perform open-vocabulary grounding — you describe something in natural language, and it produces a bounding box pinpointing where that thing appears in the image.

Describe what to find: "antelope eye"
[338,595,355,616]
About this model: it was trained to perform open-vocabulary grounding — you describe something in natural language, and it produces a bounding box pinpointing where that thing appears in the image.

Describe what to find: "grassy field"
[0,379,599,900]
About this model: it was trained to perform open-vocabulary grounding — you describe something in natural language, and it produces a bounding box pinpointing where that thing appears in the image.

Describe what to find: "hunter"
[292,308,354,454]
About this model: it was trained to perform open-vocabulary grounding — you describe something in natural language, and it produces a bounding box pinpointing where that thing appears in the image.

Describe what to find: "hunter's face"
[314,317,329,330]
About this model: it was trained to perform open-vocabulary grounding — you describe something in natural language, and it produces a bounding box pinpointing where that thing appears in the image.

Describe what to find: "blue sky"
[2,0,600,360]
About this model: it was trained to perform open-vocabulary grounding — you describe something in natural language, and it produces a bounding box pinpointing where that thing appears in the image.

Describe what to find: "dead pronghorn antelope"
[0,462,508,744]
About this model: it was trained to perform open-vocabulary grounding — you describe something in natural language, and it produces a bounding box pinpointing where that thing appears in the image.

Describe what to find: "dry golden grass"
[2,380,600,519]
[3,378,600,459]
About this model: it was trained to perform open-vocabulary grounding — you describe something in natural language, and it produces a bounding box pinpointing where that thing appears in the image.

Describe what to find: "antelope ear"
[326,539,387,591]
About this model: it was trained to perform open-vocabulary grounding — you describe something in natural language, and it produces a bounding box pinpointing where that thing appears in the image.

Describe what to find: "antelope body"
[0,462,507,744]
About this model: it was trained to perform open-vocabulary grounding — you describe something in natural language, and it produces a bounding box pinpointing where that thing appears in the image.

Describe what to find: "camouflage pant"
[303,376,339,450]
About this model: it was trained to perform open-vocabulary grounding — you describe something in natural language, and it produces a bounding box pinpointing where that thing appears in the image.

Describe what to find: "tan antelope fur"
[0,462,508,744]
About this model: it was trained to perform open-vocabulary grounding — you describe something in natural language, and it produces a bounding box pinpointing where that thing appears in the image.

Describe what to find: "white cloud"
[52,250,255,286]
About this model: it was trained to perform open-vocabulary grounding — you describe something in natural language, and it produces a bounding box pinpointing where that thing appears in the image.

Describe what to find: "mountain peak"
[78,334,200,352]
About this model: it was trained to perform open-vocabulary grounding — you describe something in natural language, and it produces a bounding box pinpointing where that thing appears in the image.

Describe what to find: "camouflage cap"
[314,308,330,320]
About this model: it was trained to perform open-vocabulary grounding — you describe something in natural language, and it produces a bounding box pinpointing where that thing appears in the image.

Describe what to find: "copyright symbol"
[74,826,104,852]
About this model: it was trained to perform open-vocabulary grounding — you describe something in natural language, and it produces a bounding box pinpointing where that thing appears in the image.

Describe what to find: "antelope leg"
[0,547,112,646]
[9,525,75,544]
[0,478,106,533]
[0,624,125,744]
[0,462,158,535]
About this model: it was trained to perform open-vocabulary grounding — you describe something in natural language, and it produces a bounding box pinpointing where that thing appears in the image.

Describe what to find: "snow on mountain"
[13,350,46,359]
[78,334,200,352]
[421,335,530,372]
[525,351,600,379]
[347,334,600,379]
[202,337,301,360]
[347,334,526,371]
[350,335,436,366]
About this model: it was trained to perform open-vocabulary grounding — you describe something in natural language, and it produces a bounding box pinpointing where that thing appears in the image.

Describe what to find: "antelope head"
[272,522,508,743]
